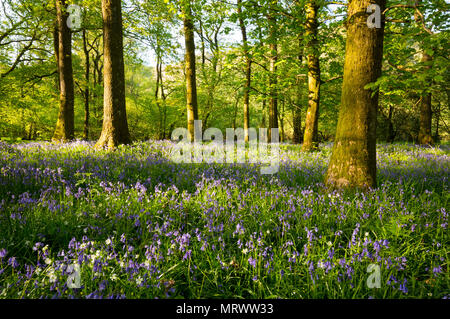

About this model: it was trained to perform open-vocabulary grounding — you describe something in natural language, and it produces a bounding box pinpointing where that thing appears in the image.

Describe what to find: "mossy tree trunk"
[183,1,199,142]
[302,0,321,152]
[96,0,131,149]
[325,0,386,190]
[53,0,74,142]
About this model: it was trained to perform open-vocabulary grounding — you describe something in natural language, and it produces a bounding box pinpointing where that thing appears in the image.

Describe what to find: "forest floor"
[0,140,448,298]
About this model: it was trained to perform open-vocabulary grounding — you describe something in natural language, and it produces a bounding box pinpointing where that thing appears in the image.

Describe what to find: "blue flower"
[8,257,18,268]
[248,257,257,268]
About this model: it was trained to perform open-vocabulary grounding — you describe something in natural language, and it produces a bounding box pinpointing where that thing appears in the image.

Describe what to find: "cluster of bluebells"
[0,140,448,298]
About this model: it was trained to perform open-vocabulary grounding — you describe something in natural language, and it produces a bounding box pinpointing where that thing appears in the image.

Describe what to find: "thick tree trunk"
[325,0,386,190]
[183,1,199,142]
[237,0,251,143]
[96,0,131,148]
[82,29,90,141]
[53,0,74,141]
[267,4,278,142]
[302,0,321,151]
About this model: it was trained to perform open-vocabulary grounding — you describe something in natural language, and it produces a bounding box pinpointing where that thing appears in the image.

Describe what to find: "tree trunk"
[417,52,433,145]
[387,104,395,143]
[302,0,321,151]
[267,3,278,142]
[82,29,90,141]
[293,37,303,144]
[155,55,162,139]
[237,0,251,142]
[434,101,440,141]
[279,100,285,142]
[183,1,199,142]
[415,0,433,145]
[325,0,386,190]
[53,0,74,142]
[261,98,266,128]
[96,0,131,148]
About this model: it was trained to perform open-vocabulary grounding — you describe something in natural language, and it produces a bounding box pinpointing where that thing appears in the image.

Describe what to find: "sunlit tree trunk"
[96,0,131,148]
[183,1,199,142]
[53,0,74,141]
[302,0,321,151]
[325,0,386,190]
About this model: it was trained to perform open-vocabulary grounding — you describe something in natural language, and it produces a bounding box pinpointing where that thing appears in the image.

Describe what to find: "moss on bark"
[325,0,386,190]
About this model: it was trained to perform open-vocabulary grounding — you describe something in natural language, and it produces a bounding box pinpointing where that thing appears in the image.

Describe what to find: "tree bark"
[293,37,303,144]
[417,53,433,145]
[279,99,285,142]
[53,0,74,142]
[82,29,90,141]
[267,2,278,142]
[387,104,395,143]
[325,0,386,190]
[96,0,131,148]
[415,0,433,145]
[302,0,321,151]
[434,101,440,141]
[183,1,199,142]
[237,0,251,142]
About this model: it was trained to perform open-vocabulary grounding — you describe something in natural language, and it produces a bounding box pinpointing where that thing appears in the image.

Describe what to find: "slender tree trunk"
[302,0,321,151]
[96,0,131,148]
[293,37,304,144]
[155,55,162,139]
[53,0,74,141]
[415,0,433,145]
[92,43,103,125]
[237,0,251,142]
[199,21,206,69]
[387,104,395,143]
[418,53,433,145]
[261,98,267,128]
[325,0,386,190]
[279,100,285,142]
[155,56,167,140]
[267,3,278,142]
[434,101,440,141]
[82,29,90,141]
[183,1,199,142]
